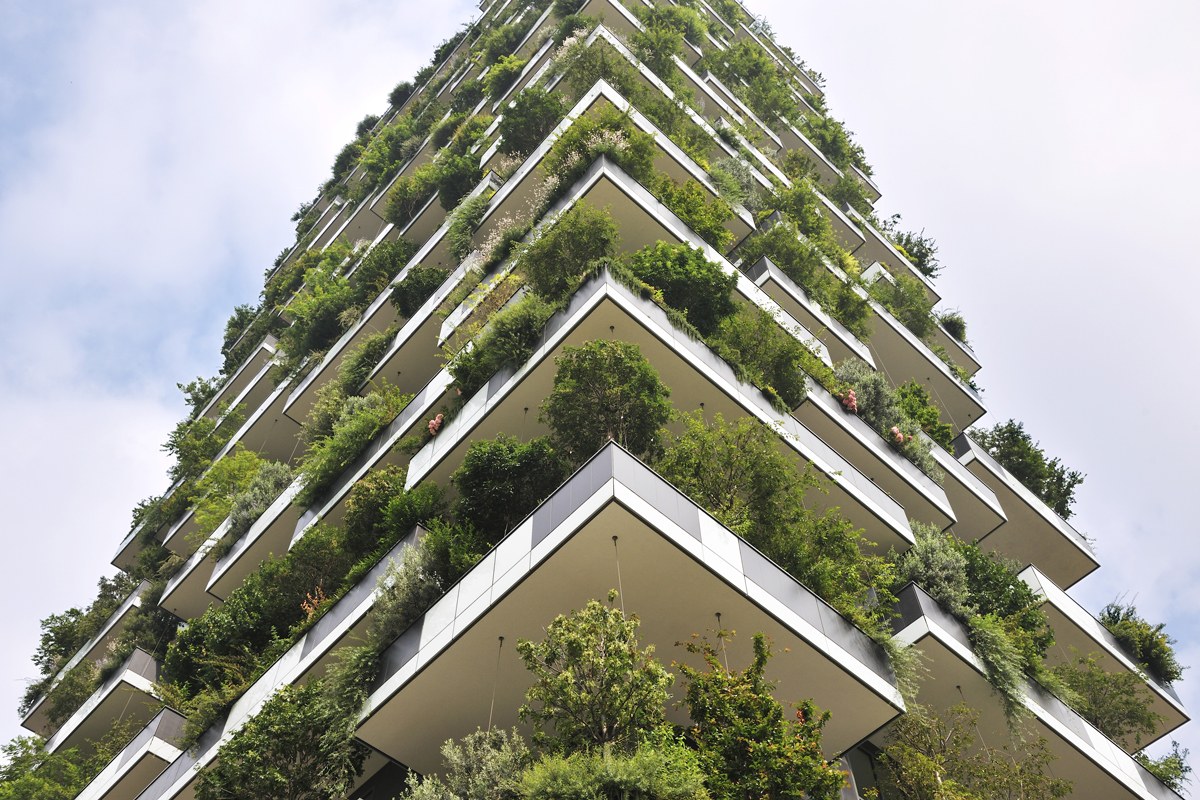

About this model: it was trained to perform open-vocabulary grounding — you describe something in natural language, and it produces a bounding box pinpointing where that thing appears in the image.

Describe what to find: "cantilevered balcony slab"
[955,434,1098,588]
[362,445,904,773]
[743,255,873,367]
[892,584,1183,800]
[777,122,843,187]
[160,522,227,620]
[928,318,982,378]
[407,269,913,553]
[791,377,955,532]
[1021,565,1188,746]
[860,271,985,435]
[928,437,1006,542]
[75,709,186,800]
[206,478,304,601]
[44,649,160,758]
[22,582,149,737]
[195,336,279,423]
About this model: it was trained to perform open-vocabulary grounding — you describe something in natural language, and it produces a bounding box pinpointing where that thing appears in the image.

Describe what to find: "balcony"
[159,522,226,620]
[955,434,1098,588]
[360,444,904,773]
[21,582,149,737]
[194,335,279,423]
[43,649,160,758]
[845,205,941,305]
[74,709,186,800]
[405,266,914,553]
[892,584,1183,800]
[206,478,304,601]
[861,266,986,434]
[1021,565,1188,747]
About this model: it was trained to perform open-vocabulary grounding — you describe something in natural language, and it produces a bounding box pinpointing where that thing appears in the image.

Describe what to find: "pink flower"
[891,426,904,444]
[428,413,445,436]
[840,389,858,414]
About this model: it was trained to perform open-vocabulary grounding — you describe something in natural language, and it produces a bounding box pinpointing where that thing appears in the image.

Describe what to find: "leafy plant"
[1137,741,1192,792]
[486,55,527,101]
[1099,603,1184,686]
[498,88,566,158]
[971,420,1085,520]
[351,239,418,309]
[894,228,941,279]
[541,339,673,463]
[652,176,735,251]
[708,305,813,409]
[217,461,294,559]
[452,435,567,541]
[834,360,942,481]
[449,293,556,399]
[520,202,620,301]
[189,446,265,541]
[1051,652,1162,749]
[392,265,450,318]
[867,272,935,340]
[520,730,708,800]
[625,242,736,336]
[516,593,673,751]
[448,194,491,264]
[406,728,531,800]
[896,380,954,450]
[938,310,968,343]
[679,632,846,800]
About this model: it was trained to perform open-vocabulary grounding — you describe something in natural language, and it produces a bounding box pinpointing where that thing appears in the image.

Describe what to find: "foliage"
[734,222,870,339]
[179,376,220,417]
[521,202,621,301]
[486,55,527,101]
[896,380,954,450]
[709,157,763,215]
[516,593,673,751]
[519,730,709,800]
[1050,652,1162,749]
[336,328,397,395]
[392,265,450,318]
[656,412,895,639]
[971,420,1085,520]
[351,238,418,309]
[498,88,566,158]
[541,106,657,194]
[450,293,556,400]
[384,162,439,228]
[190,446,265,539]
[893,228,941,279]
[542,340,673,463]
[799,114,871,176]
[939,310,968,343]
[406,728,531,800]
[867,273,935,340]
[968,613,1028,723]
[448,194,491,264]
[276,242,358,371]
[389,80,414,108]
[295,383,413,508]
[894,522,973,620]
[955,540,1053,668]
[194,680,367,800]
[452,435,567,542]
[1099,602,1184,686]
[625,242,735,336]
[435,151,483,211]
[833,360,942,481]
[1137,741,1192,792]
[0,727,137,800]
[162,408,240,485]
[44,660,98,728]
[477,23,523,65]
[874,704,1071,799]
[701,40,795,124]
[652,176,735,251]
[827,173,872,217]
[218,461,294,559]
[708,306,813,409]
[679,633,846,800]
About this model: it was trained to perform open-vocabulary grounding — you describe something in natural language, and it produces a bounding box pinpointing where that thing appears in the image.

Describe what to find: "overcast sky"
[1,0,1197,780]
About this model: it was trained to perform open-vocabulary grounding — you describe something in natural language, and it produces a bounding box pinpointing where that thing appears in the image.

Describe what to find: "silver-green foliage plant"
[833,360,942,482]
[218,461,294,558]
[406,728,530,800]
[894,521,973,620]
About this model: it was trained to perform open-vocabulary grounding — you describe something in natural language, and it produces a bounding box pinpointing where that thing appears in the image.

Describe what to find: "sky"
[1,0,1198,782]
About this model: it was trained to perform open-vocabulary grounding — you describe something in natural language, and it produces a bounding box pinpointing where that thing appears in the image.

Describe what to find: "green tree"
[679,633,846,800]
[1099,602,1184,686]
[521,202,620,301]
[405,728,530,800]
[874,704,1071,800]
[1137,741,1192,792]
[1050,651,1163,749]
[452,435,567,541]
[541,340,672,462]
[971,420,1084,519]
[516,593,673,751]
[194,680,367,800]
[625,242,736,336]
[498,88,566,158]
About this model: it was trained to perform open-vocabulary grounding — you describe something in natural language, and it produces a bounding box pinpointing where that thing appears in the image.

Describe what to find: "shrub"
[652,177,735,251]
[389,80,414,108]
[969,612,1028,722]
[1099,603,1184,685]
[1051,652,1162,749]
[833,360,941,481]
[868,272,935,340]
[896,380,955,450]
[217,461,293,558]
[392,266,450,318]
[189,446,265,540]
[434,151,482,211]
[895,521,974,620]
[516,594,673,751]
[625,242,735,335]
[431,111,468,150]
[452,435,567,542]
[351,239,418,308]
[709,157,763,214]
[45,660,98,728]
[956,540,1054,668]
[541,106,656,191]
[194,680,367,800]
[384,162,439,228]
[971,419,1084,519]
[542,340,673,462]
[449,293,556,399]
[709,306,813,409]
[680,633,846,800]
[498,88,566,158]
[799,114,871,176]
[521,203,620,301]
[407,728,531,800]
[26,575,136,695]
[451,81,485,114]
[478,23,522,65]
[894,228,941,279]
[447,194,490,264]
[1138,742,1192,792]
[295,383,413,508]
[485,54,527,100]
[701,40,795,124]
[336,328,396,395]
[520,731,708,800]
[874,704,1071,799]
[939,310,968,342]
